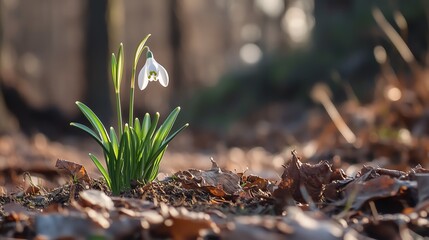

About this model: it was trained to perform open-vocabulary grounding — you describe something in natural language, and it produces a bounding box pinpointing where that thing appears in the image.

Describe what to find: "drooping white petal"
[158,64,169,87]
[146,58,158,73]
[137,51,170,90]
[138,65,149,90]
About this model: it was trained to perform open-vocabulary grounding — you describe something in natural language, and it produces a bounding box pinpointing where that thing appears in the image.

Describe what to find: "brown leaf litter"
[1,152,429,239]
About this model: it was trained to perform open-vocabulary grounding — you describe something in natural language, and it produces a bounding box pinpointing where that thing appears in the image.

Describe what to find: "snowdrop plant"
[71,34,188,195]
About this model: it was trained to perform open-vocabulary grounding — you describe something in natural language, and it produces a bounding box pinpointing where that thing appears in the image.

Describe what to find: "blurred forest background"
[1,0,429,176]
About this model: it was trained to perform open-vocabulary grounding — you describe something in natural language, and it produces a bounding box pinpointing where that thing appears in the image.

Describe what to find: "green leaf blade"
[70,122,109,153]
[75,101,110,144]
[89,153,111,189]
[109,127,119,158]
[116,43,124,92]
[111,53,118,91]
[152,107,181,152]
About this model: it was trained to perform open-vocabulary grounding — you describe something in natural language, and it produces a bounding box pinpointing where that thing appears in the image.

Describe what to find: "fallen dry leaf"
[55,159,90,183]
[337,174,416,211]
[35,213,94,239]
[79,190,114,211]
[151,204,219,240]
[174,159,241,197]
[221,207,351,240]
[323,178,354,202]
[357,165,406,180]
[273,151,336,204]
[242,175,270,191]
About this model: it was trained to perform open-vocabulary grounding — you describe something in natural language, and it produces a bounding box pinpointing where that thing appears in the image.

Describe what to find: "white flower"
[138,50,169,90]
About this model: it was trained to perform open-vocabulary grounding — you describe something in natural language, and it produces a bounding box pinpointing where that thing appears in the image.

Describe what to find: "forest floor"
[1,80,429,239]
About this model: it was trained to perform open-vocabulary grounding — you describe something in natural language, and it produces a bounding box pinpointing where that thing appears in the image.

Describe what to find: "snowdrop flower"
[138,50,169,90]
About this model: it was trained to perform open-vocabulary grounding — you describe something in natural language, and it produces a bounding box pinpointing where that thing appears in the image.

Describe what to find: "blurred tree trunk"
[0,3,17,134]
[169,0,184,100]
[84,0,112,124]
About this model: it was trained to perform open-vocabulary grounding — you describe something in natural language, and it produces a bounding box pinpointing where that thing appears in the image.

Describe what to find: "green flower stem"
[115,90,123,135]
[128,83,135,128]
[128,45,149,127]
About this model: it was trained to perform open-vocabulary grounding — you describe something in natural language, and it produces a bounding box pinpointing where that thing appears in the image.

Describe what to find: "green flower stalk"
[129,34,150,127]
[71,34,188,195]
